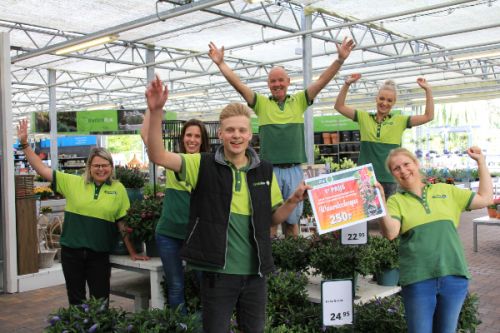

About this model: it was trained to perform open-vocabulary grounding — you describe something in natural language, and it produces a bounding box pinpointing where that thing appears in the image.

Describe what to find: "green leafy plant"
[41,206,53,214]
[123,196,163,242]
[45,297,127,333]
[309,232,360,279]
[266,270,316,328]
[271,236,311,273]
[115,307,200,333]
[142,183,167,198]
[457,293,481,333]
[366,235,399,274]
[34,186,54,199]
[354,296,406,333]
[115,166,146,189]
[45,297,201,333]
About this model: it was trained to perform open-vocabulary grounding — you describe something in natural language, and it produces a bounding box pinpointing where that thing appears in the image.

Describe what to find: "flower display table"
[472,215,500,252]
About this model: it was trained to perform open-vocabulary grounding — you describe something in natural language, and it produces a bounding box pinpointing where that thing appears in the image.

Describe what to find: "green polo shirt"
[251,90,312,164]
[387,183,475,286]
[156,170,191,240]
[354,110,411,183]
[52,170,130,252]
[179,153,283,274]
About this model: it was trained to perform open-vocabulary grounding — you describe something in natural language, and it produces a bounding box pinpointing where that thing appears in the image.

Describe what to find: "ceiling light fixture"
[86,103,118,111]
[411,95,458,102]
[450,50,500,62]
[169,90,207,100]
[55,35,119,55]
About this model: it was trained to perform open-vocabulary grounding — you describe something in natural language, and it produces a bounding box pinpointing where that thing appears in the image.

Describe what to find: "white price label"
[341,222,368,245]
[322,280,353,326]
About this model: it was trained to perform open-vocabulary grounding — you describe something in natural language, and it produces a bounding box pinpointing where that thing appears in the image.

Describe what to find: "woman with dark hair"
[335,75,434,199]
[16,119,145,305]
[378,147,493,333]
[141,110,210,314]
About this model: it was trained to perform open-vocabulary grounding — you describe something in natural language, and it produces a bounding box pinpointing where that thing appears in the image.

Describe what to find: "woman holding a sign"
[334,75,434,198]
[378,147,493,333]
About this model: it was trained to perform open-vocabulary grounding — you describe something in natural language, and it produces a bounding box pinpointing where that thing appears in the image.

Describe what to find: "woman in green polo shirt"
[335,75,434,198]
[377,147,493,333]
[16,119,146,305]
[141,110,210,314]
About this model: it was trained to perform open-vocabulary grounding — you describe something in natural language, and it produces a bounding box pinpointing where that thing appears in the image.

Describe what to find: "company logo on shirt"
[253,181,270,187]
[104,190,117,195]
[432,194,447,199]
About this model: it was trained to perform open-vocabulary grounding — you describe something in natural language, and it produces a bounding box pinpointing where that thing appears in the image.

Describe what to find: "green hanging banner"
[77,110,118,132]
[313,115,359,132]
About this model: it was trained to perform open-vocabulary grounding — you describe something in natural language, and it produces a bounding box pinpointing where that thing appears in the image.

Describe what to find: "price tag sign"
[341,221,367,245]
[322,280,353,326]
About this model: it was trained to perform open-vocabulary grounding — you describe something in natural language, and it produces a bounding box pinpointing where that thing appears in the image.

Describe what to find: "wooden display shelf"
[16,196,39,275]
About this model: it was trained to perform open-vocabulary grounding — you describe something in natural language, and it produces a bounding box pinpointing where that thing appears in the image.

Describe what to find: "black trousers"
[201,272,267,333]
[60,246,111,305]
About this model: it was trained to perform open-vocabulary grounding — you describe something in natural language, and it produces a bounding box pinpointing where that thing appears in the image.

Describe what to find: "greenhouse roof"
[2,0,500,120]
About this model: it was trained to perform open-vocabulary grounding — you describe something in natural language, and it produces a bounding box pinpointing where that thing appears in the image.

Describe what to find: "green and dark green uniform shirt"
[251,91,312,164]
[179,153,283,275]
[155,170,191,240]
[52,170,130,252]
[387,183,475,286]
[354,110,411,183]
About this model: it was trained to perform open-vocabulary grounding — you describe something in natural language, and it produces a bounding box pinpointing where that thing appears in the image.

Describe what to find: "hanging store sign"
[77,110,118,132]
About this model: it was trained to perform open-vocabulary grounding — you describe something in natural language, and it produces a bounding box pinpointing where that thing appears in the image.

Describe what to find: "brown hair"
[84,147,115,183]
[219,103,252,122]
[179,119,210,153]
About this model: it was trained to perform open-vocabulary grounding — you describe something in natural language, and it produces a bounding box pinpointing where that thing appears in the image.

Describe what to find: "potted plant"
[368,235,400,286]
[309,232,360,281]
[115,166,146,202]
[122,195,163,257]
[34,186,54,200]
[487,198,500,218]
[271,236,311,273]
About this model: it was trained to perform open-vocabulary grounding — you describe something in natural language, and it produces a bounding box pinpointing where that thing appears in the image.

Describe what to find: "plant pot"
[376,268,399,286]
[330,133,339,144]
[126,188,143,203]
[39,250,57,269]
[145,239,160,257]
[322,132,332,144]
[487,207,497,218]
[111,237,143,255]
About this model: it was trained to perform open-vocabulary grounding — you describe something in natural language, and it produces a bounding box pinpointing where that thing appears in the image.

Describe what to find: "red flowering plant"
[122,195,163,243]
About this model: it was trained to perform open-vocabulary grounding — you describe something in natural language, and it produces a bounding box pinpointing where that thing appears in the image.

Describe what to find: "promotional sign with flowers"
[304,164,385,234]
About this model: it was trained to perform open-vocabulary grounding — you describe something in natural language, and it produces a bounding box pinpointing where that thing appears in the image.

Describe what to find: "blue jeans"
[201,272,267,333]
[155,233,187,314]
[273,165,303,224]
[401,275,469,333]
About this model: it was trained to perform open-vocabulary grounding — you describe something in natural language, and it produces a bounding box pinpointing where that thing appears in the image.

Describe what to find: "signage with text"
[305,164,385,234]
[322,280,353,326]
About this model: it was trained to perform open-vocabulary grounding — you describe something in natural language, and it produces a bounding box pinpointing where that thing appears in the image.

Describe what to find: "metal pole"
[48,69,58,170]
[302,12,314,165]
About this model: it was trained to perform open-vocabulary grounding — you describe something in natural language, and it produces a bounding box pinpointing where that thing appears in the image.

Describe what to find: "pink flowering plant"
[123,195,163,243]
